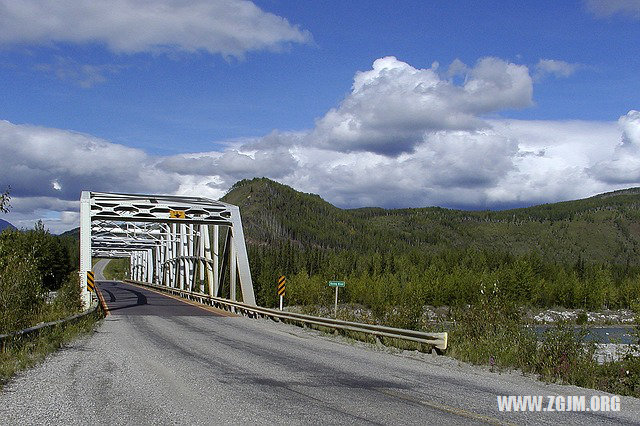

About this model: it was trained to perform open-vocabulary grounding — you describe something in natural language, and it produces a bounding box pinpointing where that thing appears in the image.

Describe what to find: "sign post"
[277,275,286,311]
[328,281,345,318]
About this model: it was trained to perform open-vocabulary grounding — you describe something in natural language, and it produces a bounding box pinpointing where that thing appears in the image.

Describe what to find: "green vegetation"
[224,178,640,312]
[449,283,537,369]
[102,258,130,281]
[224,178,640,265]
[0,213,100,388]
[450,289,640,397]
[251,244,640,314]
[0,222,82,334]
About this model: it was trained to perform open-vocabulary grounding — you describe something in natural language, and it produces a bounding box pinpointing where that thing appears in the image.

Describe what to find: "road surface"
[2,265,639,424]
[93,258,110,281]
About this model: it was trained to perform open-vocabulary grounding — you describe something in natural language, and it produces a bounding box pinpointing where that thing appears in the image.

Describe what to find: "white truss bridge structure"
[79,191,255,308]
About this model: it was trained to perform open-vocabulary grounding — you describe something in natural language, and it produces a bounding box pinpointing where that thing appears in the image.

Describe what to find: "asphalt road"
[2,275,640,424]
[93,258,109,281]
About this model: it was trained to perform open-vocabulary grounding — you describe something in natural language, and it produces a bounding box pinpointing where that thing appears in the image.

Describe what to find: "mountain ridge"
[222,178,640,266]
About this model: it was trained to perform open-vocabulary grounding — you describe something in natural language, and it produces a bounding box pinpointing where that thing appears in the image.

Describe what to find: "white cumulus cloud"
[588,110,640,183]
[263,118,623,210]
[308,56,532,156]
[0,0,310,57]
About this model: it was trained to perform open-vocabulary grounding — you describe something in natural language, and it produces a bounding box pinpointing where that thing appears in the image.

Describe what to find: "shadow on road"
[101,288,116,303]
[103,286,148,313]
[98,281,226,317]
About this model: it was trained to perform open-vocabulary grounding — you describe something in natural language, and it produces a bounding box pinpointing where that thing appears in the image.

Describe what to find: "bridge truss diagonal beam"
[79,191,256,309]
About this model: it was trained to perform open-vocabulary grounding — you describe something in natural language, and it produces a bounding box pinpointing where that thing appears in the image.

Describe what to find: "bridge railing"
[125,279,447,352]
[0,302,103,353]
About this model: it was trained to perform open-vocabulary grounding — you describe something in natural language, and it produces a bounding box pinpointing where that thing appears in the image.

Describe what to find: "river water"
[533,325,637,344]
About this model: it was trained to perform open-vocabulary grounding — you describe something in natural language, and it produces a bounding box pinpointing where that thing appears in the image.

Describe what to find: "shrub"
[535,324,596,385]
[576,310,588,325]
[0,253,44,334]
[49,272,82,318]
[449,281,537,370]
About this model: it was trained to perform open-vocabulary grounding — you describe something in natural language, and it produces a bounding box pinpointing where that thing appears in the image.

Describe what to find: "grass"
[0,270,104,390]
[0,307,102,390]
[102,257,129,281]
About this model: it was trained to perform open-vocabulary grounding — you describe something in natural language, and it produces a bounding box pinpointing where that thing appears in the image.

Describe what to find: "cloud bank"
[1,56,638,232]
[0,0,310,57]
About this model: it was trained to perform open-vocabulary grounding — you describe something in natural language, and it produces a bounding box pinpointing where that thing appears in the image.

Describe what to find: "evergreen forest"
[222,178,640,312]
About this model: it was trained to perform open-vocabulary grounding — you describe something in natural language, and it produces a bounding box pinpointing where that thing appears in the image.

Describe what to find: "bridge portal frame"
[79,191,256,309]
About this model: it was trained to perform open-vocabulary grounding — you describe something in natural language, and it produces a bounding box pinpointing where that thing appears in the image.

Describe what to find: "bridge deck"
[98,280,230,317]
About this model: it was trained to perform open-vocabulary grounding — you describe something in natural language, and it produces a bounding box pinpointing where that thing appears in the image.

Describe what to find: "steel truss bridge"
[79,191,255,308]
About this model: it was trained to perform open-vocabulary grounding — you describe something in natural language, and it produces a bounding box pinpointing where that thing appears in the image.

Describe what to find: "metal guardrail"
[125,280,448,351]
[0,302,102,352]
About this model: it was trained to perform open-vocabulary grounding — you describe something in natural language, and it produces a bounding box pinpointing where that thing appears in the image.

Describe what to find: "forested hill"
[59,227,79,238]
[222,178,640,266]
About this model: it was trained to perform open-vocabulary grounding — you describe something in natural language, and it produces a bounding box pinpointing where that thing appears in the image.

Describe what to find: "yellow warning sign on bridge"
[169,210,186,219]
[87,271,95,292]
[277,275,286,296]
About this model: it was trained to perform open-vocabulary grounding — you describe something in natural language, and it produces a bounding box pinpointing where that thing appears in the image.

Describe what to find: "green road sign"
[329,281,345,287]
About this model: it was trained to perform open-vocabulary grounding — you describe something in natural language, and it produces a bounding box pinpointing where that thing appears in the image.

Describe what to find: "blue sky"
[1,0,640,232]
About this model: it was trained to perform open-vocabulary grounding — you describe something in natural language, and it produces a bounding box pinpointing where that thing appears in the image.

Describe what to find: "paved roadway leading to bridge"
[2,261,640,425]
[93,258,109,281]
